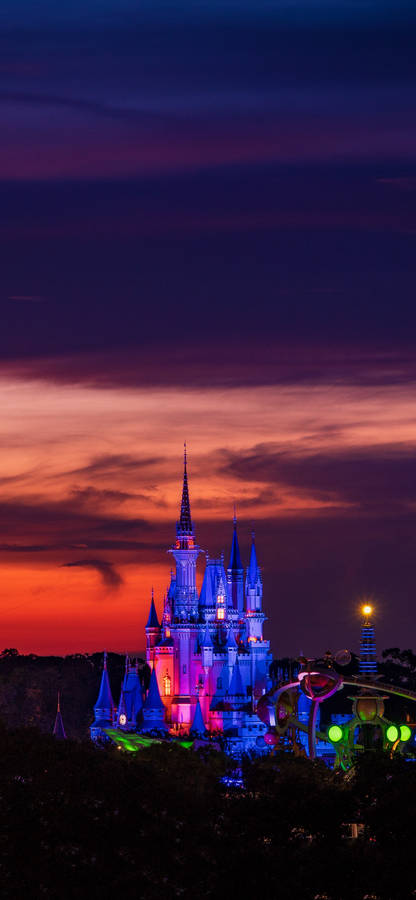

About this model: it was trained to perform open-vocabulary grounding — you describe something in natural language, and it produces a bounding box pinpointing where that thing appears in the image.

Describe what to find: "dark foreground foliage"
[0,726,415,900]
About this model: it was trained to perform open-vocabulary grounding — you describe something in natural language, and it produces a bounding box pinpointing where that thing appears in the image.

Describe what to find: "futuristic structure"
[257,605,416,768]
[91,448,272,755]
[359,605,378,676]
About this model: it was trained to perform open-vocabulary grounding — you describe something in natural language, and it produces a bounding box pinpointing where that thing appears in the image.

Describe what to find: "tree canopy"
[0,725,415,899]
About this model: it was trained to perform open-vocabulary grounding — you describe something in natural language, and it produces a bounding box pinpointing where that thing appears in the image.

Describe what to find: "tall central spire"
[170,445,200,621]
[177,441,193,536]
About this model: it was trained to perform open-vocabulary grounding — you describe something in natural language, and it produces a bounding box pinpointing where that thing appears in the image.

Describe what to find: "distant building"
[53,692,67,740]
[92,449,272,755]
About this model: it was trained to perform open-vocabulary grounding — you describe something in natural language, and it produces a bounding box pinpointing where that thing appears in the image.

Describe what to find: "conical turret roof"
[144,668,165,711]
[201,623,213,647]
[228,658,244,696]
[53,693,66,740]
[146,590,160,629]
[191,698,206,735]
[229,515,242,570]
[247,532,259,585]
[95,652,114,712]
[117,689,128,723]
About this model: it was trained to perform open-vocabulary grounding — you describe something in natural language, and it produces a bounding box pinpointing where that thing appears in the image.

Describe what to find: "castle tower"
[227,511,244,613]
[142,667,168,732]
[145,589,161,660]
[169,444,200,621]
[359,604,378,678]
[91,651,115,741]
[116,655,144,729]
[52,692,66,740]
[245,532,265,642]
[87,450,273,754]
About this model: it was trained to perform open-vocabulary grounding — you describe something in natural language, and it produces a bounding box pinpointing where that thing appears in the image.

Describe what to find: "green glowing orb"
[328,725,343,743]
[386,725,399,743]
[400,725,412,742]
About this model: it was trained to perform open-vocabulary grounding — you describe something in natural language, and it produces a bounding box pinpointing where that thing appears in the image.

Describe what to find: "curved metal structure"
[257,655,416,766]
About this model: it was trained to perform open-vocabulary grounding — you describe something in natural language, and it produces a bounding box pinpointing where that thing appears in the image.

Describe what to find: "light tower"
[359,604,378,678]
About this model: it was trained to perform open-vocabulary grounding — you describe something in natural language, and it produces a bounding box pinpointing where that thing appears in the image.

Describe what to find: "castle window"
[165,627,171,638]
[217,594,224,604]
[217,677,222,689]
[163,673,171,696]
[217,608,225,621]
[183,664,187,674]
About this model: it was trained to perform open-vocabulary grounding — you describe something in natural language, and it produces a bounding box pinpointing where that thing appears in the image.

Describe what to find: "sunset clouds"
[0,368,415,655]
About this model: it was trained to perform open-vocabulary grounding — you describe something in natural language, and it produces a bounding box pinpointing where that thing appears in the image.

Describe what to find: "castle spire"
[145,589,161,656]
[94,651,114,713]
[245,530,264,630]
[146,588,160,629]
[177,442,193,536]
[190,698,206,735]
[247,531,259,585]
[90,652,115,740]
[170,445,200,622]
[229,509,242,571]
[144,670,164,708]
[53,691,67,740]
[228,657,245,697]
[227,508,244,611]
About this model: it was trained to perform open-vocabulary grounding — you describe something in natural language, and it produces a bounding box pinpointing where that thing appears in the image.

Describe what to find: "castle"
[91,449,272,755]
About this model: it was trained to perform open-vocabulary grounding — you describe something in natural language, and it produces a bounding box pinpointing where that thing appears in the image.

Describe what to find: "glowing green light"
[386,725,399,743]
[104,729,195,753]
[105,729,161,751]
[328,725,343,743]
[400,725,412,742]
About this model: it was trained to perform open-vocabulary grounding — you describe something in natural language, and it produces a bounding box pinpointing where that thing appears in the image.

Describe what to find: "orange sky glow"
[1,371,415,655]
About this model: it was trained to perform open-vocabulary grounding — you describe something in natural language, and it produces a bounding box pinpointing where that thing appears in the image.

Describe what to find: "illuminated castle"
[91,448,272,755]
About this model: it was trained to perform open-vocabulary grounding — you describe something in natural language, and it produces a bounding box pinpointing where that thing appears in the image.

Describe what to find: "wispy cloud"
[61,558,123,589]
